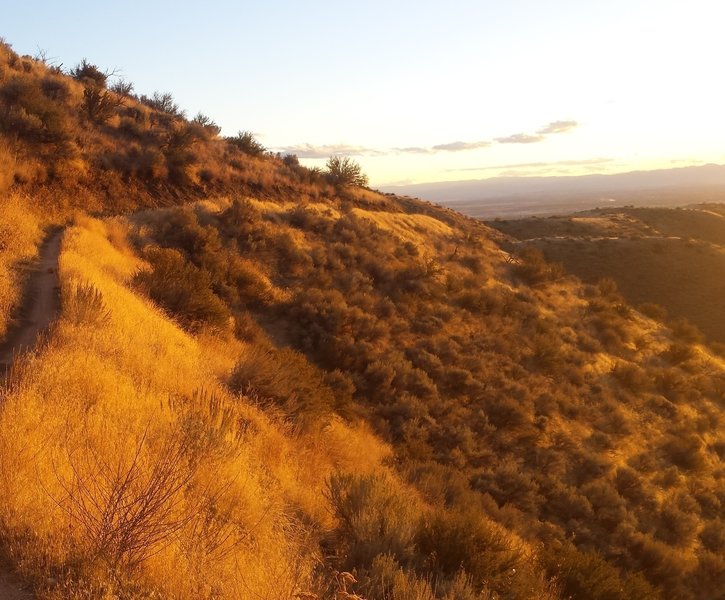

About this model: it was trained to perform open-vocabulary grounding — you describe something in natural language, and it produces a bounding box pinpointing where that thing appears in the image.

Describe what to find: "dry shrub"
[62,281,109,325]
[134,247,231,332]
[230,345,336,426]
[326,472,420,569]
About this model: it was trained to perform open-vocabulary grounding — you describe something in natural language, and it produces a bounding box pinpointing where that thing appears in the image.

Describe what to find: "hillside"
[488,205,725,345]
[0,41,723,600]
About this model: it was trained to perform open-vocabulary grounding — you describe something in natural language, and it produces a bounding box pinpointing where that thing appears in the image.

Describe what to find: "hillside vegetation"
[488,206,725,345]
[0,40,723,600]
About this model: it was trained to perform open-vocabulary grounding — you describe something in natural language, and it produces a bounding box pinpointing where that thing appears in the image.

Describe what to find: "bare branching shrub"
[52,425,199,576]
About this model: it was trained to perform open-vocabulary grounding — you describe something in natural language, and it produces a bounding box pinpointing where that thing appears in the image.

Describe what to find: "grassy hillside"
[0,42,722,600]
[488,207,725,344]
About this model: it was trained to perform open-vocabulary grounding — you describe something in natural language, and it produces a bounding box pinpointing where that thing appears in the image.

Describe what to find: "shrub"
[82,86,122,122]
[63,281,110,325]
[512,247,564,285]
[325,155,368,187]
[661,433,706,472]
[0,76,69,143]
[139,91,183,117]
[326,472,419,568]
[229,345,335,425]
[70,58,108,88]
[669,317,704,343]
[361,554,437,600]
[612,362,651,392]
[638,302,667,321]
[543,544,659,600]
[227,130,265,156]
[134,247,230,331]
[699,520,725,553]
[109,78,134,97]
[417,506,525,594]
[40,76,70,101]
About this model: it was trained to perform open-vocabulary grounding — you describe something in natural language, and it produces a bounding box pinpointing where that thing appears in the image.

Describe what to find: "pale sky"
[3,0,725,186]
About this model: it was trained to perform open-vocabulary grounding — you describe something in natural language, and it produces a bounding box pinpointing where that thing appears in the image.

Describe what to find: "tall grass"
[0,193,43,336]
[0,215,390,598]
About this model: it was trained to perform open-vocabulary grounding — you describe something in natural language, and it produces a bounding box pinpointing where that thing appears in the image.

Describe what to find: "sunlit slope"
[131,194,724,599]
[0,215,390,598]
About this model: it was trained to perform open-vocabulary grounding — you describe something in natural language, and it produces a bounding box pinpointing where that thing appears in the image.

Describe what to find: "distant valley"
[383,163,725,218]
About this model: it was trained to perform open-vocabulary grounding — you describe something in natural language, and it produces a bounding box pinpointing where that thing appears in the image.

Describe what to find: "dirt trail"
[0,228,62,600]
[0,228,62,378]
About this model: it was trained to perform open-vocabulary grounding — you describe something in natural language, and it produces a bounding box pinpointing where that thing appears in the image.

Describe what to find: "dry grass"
[0,193,43,336]
[352,208,454,256]
[0,215,390,598]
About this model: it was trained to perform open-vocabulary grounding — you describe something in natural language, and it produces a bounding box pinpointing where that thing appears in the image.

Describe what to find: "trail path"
[0,228,62,377]
[0,227,62,599]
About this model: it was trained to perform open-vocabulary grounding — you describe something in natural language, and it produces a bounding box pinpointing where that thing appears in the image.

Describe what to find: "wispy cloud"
[279,119,580,158]
[431,140,492,152]
[449,157,613,173]
[277,143,385,158]
[394,146,434,154]
[537,120,579,134]
[495,133,546,144]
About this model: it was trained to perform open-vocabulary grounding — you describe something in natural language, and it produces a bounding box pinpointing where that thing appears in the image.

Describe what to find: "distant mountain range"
[381,163,725,218]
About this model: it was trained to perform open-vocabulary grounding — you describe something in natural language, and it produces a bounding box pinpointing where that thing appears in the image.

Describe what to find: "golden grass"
[0,215,391,598]
[351,208,454,256]
[0,193,43,337]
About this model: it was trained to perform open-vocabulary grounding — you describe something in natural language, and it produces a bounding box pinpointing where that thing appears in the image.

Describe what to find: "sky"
[3,0,725,186]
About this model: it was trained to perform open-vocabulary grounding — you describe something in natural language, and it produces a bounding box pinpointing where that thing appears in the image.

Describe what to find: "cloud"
[394,146,434,154]
[448,158,613,173]
[494,133,546,144]
[431,140,492,152]
[276,143,385,158]
[279,119,579,158]
[537,120,579,134]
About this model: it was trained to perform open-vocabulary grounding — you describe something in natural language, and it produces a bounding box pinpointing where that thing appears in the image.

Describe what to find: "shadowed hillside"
[0,41,722,600]
[488,206,725,345]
